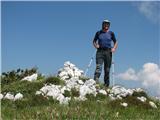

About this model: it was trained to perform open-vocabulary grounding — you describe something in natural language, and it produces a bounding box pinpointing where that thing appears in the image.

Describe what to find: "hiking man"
[93,19,118,87]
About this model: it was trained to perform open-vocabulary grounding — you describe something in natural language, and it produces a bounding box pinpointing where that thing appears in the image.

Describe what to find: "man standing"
[93,19,118,87]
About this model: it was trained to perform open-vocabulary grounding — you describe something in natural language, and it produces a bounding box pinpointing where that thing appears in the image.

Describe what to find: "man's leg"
[94,50,103,83]
[104,50,112,87]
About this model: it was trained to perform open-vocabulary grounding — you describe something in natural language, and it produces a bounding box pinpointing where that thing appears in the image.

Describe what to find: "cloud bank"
[116,63,160,96]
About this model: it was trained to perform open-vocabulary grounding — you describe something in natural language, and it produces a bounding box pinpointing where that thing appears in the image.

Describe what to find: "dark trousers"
[94,48,112,86]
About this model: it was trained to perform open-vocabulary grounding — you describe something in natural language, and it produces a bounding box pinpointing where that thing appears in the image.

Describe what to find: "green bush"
[79,76,90,82]
[132,91,148,98]
[1,80,44,99]
[86,94,96,100]
[63,90,71,97]
[14,98,31,109]
[85,93,107,101]
[1,67,38,85]
[96,93,107,100]
[1,99,16,108]
[29,95,59,107]
[109,95,152,109]
[37,74,45,81]
[44,76,65,85]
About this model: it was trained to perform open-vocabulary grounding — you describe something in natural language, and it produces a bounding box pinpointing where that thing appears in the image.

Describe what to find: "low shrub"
[44,76,65,85]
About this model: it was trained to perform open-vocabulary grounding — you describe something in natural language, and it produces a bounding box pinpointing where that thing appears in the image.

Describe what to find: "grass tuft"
[132,91,148,98]
[63,90,71,97]
[79,76,90,82]
[44,76,65,85]
[71,88,80,97]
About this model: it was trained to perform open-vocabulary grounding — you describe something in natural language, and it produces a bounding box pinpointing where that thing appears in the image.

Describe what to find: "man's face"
[103,22,110,30]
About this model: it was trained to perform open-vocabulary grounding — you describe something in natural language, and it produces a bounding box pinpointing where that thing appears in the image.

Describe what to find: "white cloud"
[137,63,160,87]
[116,68,138,81]
[133,1,160,24]
[116,63,160,97]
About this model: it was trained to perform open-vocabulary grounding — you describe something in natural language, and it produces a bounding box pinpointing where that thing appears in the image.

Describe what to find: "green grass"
[1,76,160,120]
[44,76,65,85]
[79,76,90,82]
[1,98,160,120]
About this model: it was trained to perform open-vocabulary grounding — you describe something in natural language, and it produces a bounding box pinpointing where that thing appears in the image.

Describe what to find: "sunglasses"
[103,23,110,26]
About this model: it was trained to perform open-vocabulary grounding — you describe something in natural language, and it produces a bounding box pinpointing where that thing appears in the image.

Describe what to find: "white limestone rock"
[4,93,14,100]
[84,79,96,87]
[109,85,134,99]
[14,93,23,101]
[64,61,75,68]
[61,76,70,80]
[58,61,84,80]
[79,85,92,97]
[99,89,107,95]
[120,102,128,107]
[35,91,41,95]
[137,96,147,102]
[111,86,125,95]
[0,94,4,100]
[74,96,87,101]
[56,94,71,104]
[109,94,116,100]
[35,62,153,105]
[133,88,144,93]
[35,84,72,104]
[77,80,84,85]
[61,86,71,94]
[58,96,71,105]
[126,89,134,96]
[58,71,68,78]
[65,78,80,89]
[116,95,123,100]
[149,101,157,109]
[47,86,61,99]
[22,73,38,81]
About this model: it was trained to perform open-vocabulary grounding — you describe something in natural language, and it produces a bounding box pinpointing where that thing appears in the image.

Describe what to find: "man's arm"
[93,31,99,49]
[112,41,118,53]
[93,41,99,49]
[111,32,118,53]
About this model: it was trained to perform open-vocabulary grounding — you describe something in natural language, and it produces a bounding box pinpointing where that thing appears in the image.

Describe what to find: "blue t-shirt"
[93,30,117,48]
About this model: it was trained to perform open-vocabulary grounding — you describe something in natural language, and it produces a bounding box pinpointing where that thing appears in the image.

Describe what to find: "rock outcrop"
[1,61,158,108]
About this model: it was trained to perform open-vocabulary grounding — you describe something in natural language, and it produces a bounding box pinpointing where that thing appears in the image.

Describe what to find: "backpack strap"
[97,30,102,39]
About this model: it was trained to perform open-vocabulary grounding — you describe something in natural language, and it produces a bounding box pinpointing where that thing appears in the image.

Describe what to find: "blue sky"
[1,1,160,96]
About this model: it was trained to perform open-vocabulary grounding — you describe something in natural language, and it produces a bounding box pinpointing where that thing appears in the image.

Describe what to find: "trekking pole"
[84,50,97,76]
[112,53,115,86]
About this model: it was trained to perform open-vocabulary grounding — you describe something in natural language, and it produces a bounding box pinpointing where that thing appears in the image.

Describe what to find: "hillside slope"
[1,61,160,120]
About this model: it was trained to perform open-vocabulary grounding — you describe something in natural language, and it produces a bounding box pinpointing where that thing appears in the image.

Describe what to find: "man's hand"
[112,41,118,53]
[94,43,100,48]
[95,44,100,48]
[111,48,116,53]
